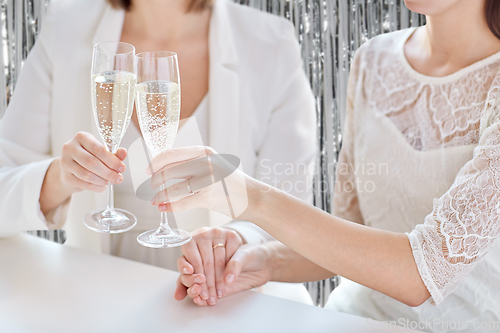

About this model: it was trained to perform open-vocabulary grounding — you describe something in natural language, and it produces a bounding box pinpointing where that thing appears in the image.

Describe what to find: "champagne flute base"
[137,229,191,248]
[84,208,137,234]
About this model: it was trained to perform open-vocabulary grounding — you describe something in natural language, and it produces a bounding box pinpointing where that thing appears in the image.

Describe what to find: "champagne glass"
[135,51,191,248]
[84,42,137,233]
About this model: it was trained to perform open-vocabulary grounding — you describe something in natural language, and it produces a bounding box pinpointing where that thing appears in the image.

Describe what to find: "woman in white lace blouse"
[146,0,500,331]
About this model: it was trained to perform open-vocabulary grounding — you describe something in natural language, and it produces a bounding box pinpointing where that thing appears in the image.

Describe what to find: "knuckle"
[213,228,223,237]
[85,155,96,168]
[215,258,225,269]
[197,227,211,236]
[62,142,71,153]
[113,160,123,170]
[203,260,214,272]
[75,132,85,140]
[226,230,237,240]
[87,185,98,192]
[82,182,93,191]
[176,257,184,267]
[107,170,117,181]
[229,259,241,271]
[192,265,203,275]
[90,184,101,192]
[95,185,107,193]
[227,231,242,244]
[191,261,203,272]
[82,170,93,182]
[192,233,203,242]
[92,144,105,157]
[75,131,90,143]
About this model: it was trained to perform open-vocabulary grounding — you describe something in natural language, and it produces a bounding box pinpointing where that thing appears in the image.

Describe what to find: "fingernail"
[151,199,156,205]
[118,166,125,172]
[193,299,197,304]
[191,285,199,294]
[217,291,222,298]
[194,276,204,284]
[182,267,189,274]
[208,297,216,305]
[116,175,123,184]
[146,168,151,175]
[159,204,166,210]
[201,292,208,300]
[225,274,235,284]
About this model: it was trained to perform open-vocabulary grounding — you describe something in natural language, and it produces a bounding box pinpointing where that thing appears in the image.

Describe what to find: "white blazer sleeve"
[227,22,317,244]
[0,4,68,237]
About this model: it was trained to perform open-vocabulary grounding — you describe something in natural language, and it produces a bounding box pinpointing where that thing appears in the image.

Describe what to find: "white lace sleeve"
[407,101,500,304]
[333,49,365,225]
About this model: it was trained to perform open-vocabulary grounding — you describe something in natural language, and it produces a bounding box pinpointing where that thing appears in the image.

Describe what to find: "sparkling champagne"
[136,81,180,156]
[92,71,137,147]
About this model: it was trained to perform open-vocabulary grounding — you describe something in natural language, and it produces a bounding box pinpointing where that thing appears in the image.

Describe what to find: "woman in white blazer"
[0,0,316,303]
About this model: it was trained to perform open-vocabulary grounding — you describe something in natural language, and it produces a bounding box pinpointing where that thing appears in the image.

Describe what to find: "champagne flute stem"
[155,184,174,237]
[101,183,116,218]
[155,183,173,236]
[102,144,118,218]
[157,212,173,235]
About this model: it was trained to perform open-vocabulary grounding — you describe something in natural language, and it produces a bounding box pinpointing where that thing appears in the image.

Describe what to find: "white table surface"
[0,234,420,333]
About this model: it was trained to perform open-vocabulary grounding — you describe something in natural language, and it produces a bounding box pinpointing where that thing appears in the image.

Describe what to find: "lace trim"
[407,231,441,304]
[362,30,500,151]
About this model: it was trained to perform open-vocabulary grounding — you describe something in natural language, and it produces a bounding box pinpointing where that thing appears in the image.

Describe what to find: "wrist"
[260,242,277,283]
[240,176,272,224]
[40,158,76,215]
[54,158,77,197]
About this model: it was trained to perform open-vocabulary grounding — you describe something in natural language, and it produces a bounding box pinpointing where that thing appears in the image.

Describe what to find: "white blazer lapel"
[208,0,240,157]
[92,5,125,46]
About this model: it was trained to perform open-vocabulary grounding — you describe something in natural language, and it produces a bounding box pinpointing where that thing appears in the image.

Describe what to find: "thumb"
[174,277,188,301]
[224,248,249,285]
[115,148,127,161]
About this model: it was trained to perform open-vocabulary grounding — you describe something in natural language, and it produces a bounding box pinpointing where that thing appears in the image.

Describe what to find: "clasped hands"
[173,227,270,306]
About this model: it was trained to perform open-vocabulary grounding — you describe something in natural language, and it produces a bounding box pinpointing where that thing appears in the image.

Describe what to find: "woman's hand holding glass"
[174,227,271,306]
[83,41,137,233]
[148,146,252,219]
[60,131,127,193]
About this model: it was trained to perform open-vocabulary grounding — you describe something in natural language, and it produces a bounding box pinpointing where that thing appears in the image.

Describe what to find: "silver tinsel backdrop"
[0,0,424,306]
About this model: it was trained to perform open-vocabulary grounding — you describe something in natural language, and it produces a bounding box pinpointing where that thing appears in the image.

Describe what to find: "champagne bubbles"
[136,81,180,157]
[92,71,137,147]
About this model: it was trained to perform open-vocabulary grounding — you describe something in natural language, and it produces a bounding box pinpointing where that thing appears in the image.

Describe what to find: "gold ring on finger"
[213,243,225,250]
[186,178,193,194]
